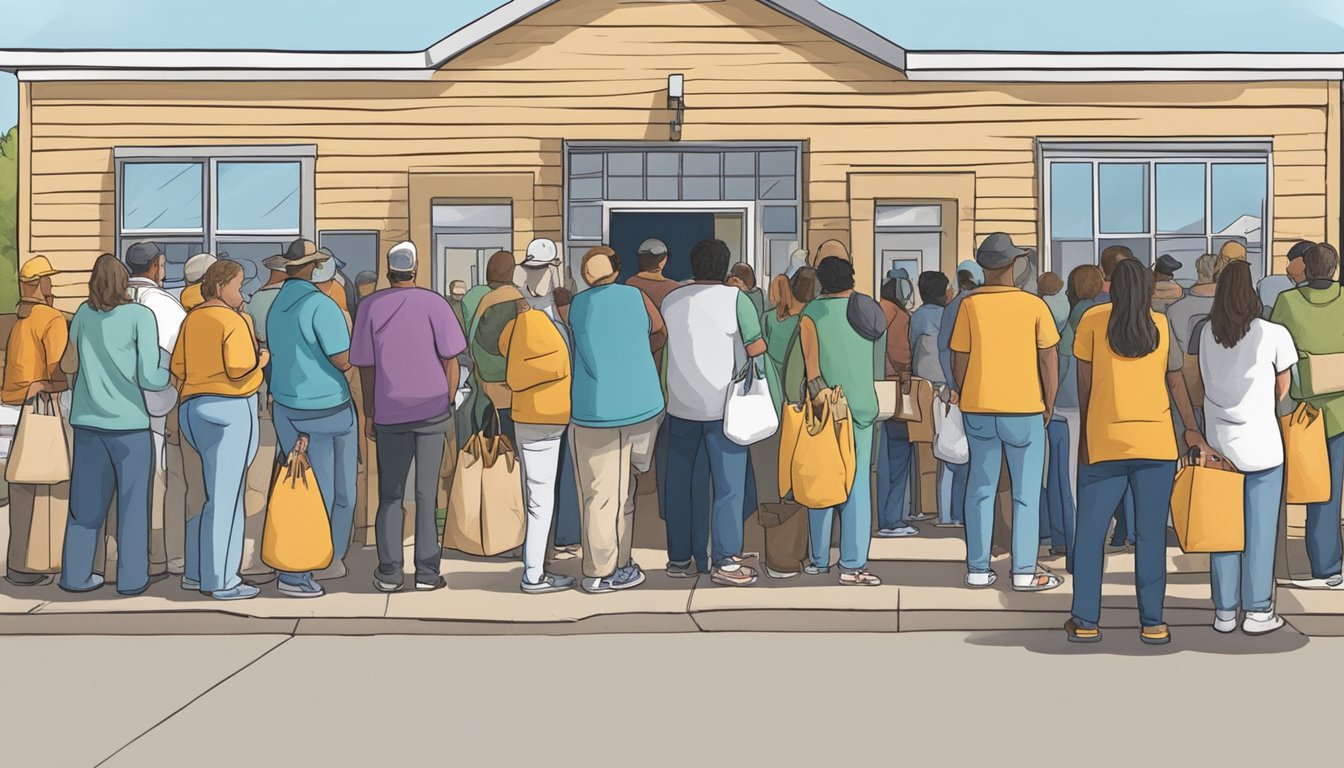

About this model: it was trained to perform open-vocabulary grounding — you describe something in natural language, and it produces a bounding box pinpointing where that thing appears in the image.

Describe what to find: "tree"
[0,126,18,313]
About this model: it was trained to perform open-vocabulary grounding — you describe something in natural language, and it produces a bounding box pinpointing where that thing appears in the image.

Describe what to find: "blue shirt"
[908,303,945,386]
[938,289,974,390]
[568,283,664,428]
[266,279,352,411]
[69,302,170,431]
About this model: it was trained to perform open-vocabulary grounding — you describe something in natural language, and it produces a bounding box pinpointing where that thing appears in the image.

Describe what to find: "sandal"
[839,570,882,587]
[1012,572,1064,592]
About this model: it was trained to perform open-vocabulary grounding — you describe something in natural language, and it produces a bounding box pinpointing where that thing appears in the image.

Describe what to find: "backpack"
[505,308,570,392]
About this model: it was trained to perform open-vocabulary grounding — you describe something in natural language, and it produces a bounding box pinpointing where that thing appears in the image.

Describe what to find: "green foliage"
[0,126,18,313]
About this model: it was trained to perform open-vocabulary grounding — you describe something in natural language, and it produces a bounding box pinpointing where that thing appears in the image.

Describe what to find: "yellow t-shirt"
[170,306,264,400]
[180,283,205,310]
[949,286,1060,414]
[2,302,68,406]
[1073,303,1181,463]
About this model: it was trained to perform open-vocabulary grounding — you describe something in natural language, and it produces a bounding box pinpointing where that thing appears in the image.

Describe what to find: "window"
[430,202,513,296]
[1042,143,1270,285]
[115,146,315,293]
[318,230,380,287]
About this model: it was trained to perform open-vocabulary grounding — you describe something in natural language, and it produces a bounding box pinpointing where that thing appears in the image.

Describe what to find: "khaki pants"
[915,443,938,518]
[7,482,69,575]
[570,415,661,579]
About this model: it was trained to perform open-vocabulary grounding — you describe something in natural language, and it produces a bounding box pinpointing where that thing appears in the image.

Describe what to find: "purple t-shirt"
[350,286,467,426]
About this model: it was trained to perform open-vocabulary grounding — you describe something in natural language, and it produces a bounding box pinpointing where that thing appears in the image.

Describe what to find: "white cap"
[387,241,417,272]
[183,252,217,284]
[523,238,559,267]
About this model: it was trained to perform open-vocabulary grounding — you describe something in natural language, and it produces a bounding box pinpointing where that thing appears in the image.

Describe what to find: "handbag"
[1170,448,1245,554]
[443,419,526,557]
[1281,402,1331,504]
[789,386,856,509]
[777,388,807,500]
[905,378,937,443]
[6,394,70,485]
[874,380,901,422]
[723,358,779,446]
[261,449,335,573]
[1300,351,1344,398]
[932,398,969,465]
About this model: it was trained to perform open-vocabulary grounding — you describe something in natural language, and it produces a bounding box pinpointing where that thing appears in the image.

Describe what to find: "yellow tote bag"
[777,398,807,499]
[261,451,334,573]
[1281,402,1331,504]
[1170,450,1244,554]
[789,387,856,509]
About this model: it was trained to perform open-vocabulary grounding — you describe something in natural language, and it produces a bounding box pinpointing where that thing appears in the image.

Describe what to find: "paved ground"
[0,629,1337,767]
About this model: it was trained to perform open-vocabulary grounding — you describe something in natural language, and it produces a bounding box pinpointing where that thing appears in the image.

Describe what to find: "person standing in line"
[170,259,266,601]
[265,239,357,598]
[1038,270,1077,560]
[247,257,289,350]
[937,259,984,408]
[1038,271,1069,332]
[1066,259,1211,644]
[3,256,69,588]
[179,252,217,311]
[59,254,171,595]
[625,239,682,310]
[312,249,352,324]
[1053,264,1104,563]
[1258,240,1313,318]
[469,250,527,441]
[567,246,666,594]
[1168,252,1230,427]
[950,233,1062,592]
[447,279,469,330]
[1151,255,1185,313]
[910,270,963,528]
[549,286,582,562]
[727,262,766,321]
[1191,260,1295,634]
[1272,243,1344,590]
[351,242,463,594]
[661,239,766,586]
[876,268,920,537]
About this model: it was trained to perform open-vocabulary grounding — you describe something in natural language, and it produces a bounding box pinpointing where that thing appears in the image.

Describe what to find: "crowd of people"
[3,228,1342,644]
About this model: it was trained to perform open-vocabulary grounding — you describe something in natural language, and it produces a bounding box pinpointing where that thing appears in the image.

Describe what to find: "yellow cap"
[19,255,58,282]
[1219,240,1248,261]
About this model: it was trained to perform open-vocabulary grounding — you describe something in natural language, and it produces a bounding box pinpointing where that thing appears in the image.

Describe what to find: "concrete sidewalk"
[3,491,1343,636]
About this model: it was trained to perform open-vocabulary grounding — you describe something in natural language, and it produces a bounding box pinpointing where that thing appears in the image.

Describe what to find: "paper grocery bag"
[443,432,525,557]
[6,395,70,485]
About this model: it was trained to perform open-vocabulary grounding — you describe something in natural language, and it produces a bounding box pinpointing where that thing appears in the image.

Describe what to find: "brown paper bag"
[443,432,525,557]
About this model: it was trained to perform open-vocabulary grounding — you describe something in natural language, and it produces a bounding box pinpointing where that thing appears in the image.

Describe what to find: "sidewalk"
[3,489,1343,636]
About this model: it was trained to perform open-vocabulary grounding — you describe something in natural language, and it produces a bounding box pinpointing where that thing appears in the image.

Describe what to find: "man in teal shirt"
[266,239,357,598]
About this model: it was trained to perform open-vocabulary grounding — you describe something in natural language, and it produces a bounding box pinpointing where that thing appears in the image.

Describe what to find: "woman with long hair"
[1194,260,1295,634]
[1066,258,1210,645]
[60,253,172,595]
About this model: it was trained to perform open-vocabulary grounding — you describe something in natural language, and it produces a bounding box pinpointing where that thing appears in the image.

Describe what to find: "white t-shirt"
[1197,318,1297,472]
[662,284,754,421]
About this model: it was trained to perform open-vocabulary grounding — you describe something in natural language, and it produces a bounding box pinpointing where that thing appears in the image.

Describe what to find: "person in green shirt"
[59,254,171,596]
[1270,242,1344,589]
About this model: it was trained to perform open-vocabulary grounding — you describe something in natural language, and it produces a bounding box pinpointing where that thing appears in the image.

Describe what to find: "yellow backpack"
[505,308,570,393]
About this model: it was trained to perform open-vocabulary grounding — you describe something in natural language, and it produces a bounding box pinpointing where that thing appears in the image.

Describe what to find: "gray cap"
[125,241,163,273]
[387,241,417,272]
[637,239,669,257]
[975,232,1032,271]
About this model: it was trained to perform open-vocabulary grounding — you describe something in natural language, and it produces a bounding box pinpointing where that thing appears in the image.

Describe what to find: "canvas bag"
[1299,351,1344,397]
[724,358,779,446]
[6,394,70,485]
[789,387,855,509]
[443,430,526,557]
[261,450,335,573]
[905,378,937,443]
[1281,402,1331,504]
[758,502,807,575]
[505,306,570,393]
[1170,449,1245,554]
[932,398,969,465]
[22,484,69,573]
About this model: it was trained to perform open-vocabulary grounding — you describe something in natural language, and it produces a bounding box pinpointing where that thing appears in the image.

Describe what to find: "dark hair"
[689,239,731,282]
[957,270,977,292]
[486,251,516,284]
[879,277,903,305]
[918,271,950,306]
[1105,258,1159,359]
[1209,260,1259,348]
[1037,271,1064,297]
[1100,245,1134,280]
[554,286,573,308]
[88,253,132,313]
[1304,242,1339,281]
[817,256,855,295]
[637,248,666,273]
[200,259,244,302]
[387,270,415,284]
[1066,264,1104,308]
[1287,240,1315,262]
[729,263,756,290]
[790,267,820,304]
[356,271,378,287]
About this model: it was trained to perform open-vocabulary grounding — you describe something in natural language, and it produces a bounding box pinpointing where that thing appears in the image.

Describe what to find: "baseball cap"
[975,232,1032,271]
[1154,254,1182,276]
[18,255,58,282]
[637,239,669,258]
[183,252,217,284]
[387,241,417,272]
[523,238,559,267]
[125,241,163,273]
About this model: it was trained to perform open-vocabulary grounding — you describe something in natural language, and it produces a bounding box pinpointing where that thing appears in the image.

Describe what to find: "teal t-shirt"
[69,302,171,431]
[266,279,352,411]
[803,296,879,428]
[569,283,665,428]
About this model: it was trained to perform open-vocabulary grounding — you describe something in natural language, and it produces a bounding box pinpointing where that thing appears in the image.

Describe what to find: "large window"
[1042,142,1270,285]
[115,146,316,295]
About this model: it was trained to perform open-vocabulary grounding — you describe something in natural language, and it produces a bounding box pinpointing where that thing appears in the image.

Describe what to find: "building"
[2,0,1342,309]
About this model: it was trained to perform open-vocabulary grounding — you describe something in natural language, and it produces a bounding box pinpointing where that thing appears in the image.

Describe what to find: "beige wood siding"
[20,0,1341,301]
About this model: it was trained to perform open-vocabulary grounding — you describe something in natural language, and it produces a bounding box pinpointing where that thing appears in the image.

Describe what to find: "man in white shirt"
[660,239,767,587]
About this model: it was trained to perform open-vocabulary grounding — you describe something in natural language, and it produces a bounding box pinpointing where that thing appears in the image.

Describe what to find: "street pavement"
[0,628,1337,767]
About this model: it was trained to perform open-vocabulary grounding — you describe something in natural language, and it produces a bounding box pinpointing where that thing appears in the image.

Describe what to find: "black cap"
[1155,254,1182,276]
[124,241,163,273]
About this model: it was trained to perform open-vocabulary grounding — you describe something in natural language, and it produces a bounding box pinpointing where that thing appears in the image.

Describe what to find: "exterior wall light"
[668,73,685,141]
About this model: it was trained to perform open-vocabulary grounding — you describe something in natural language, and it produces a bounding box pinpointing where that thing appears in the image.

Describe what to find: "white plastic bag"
[932,399,969,465]
[723,359,779,447]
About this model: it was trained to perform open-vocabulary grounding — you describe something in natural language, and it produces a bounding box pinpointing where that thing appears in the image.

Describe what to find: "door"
[433,232,511,296]
[608,211,716,283]
[874,204,945,307]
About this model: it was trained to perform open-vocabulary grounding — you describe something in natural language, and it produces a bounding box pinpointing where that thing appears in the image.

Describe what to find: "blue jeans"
[665,415,749,569]
[552,428,581,548]
[940,462,968,525]
[1042,417,1076,554]
[878,420,915,529]
[809,422,875,572]
[963,414,1045,576]
[1306,431,1344,579]
[271,401,358,586]
[180,395,260,593]
[1210,465,1284,613]
[61,427,154,594]
[1071,458,1177,629]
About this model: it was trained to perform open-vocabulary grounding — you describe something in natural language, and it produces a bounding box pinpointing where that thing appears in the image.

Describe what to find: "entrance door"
[608,211,714,283]
[874,204,944,307]
[432,233,511,296]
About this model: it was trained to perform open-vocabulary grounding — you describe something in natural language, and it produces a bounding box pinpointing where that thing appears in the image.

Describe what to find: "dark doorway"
[608,211,715,283]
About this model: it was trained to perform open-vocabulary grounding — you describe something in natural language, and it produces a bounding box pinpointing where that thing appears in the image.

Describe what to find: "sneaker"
[181,577,202,592]
[710,564,757,587]
[1213,610,1238,634]
[764,565,800,580]
[904,513,936,523]
[876,526,919,538]
[1140,624,1171,645]
[4,571,53,587]
[314,561,347,581]
[665,560,699,579]
[965,571,997,588]
[1292,574,1344,590]
[278,577,325,598]
[1064,618,1101,643]
[803,563,830,576]
[211,584,261,601]
[1012,572,1064,592]
[934,521,965,529]
[521,573,576,594]
[610,565,646,591]
[373,574,403,593]
[415,576,448,592]
[1243,611,1285,635]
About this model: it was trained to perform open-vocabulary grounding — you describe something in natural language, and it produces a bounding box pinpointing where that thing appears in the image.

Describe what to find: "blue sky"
[2,0,1343,130]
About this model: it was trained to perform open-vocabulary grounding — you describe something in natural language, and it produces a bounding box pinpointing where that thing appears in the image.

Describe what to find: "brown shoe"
[1064,618,1101,643]
[1140,624,1171,645]
[710,565,757,587]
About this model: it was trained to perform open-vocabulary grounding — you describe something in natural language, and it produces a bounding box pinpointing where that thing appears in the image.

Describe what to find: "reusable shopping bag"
[874,380,901,422]
[932,399,969,465]
[789,386,855,509]
[905,378,937,443]
[724,358,779,447]
[261,450,334,573]
[505,307,570,393]
[23,485,69,573]
[443,428,526,557]
[1281,402,1331,504]
[6,394,70,485]
[758,502,807,576]
[1170,449,1244,554]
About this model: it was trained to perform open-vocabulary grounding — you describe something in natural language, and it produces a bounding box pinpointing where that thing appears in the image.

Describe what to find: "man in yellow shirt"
[3,256,69,587]
[950,233,1063,593]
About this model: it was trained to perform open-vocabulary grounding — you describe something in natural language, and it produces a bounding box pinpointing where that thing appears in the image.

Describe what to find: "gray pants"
[374,411,452,585]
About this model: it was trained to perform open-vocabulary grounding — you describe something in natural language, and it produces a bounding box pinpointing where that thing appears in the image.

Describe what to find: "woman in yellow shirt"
[1066,258,1210,645]
[169,259,268,601]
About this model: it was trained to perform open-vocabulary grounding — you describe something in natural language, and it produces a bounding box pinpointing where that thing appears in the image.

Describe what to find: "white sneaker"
[1291,574,1344,590]
[1243,611,1285,635]
[1213,609,1238,634]
[764,565,799,580]
[965,571,997,588]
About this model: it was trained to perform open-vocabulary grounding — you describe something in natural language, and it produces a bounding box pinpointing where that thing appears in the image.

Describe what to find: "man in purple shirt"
[350,241,466,592]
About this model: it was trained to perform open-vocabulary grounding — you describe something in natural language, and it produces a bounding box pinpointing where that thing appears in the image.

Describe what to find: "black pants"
[374,412,452,585]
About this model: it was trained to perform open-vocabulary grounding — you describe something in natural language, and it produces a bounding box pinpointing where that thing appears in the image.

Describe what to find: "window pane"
[1099,163,1149,234]
[216,241,284,299]
[569,205,602,240]
[758,175,795,201]
[763,205,798,235]
[607,176,644,200]
[682,152,720,176]
[607,152,643,176]
[647,177,678,201]
[431,204,512,230]
[1049,162,1092,240]
[217,162,300,232]
[570,152,603,176]
[768,238,801,280]
[569,176,602,201]
[724,177,755,200]
[318,231,379,283]
[724,151,756,176]
[875,205,941,229]
[122,162,203,231]
[1052,241,1096,282]
[1155,236,1209,288]
[156,241,205,289]
[1213,163,1267,279]
[759,150,795,176]
[682,176,720,201]
[647,152,679,176]
[1156,163,1205,234]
